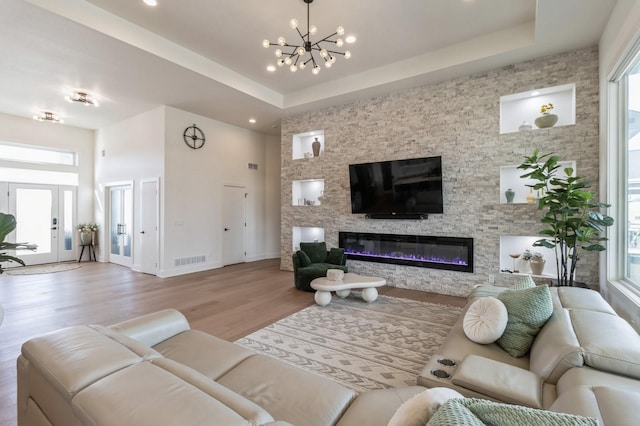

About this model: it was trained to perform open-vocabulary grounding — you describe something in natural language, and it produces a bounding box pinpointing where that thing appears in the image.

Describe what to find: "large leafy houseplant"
[518,149,614,286]
[0,212,36,274]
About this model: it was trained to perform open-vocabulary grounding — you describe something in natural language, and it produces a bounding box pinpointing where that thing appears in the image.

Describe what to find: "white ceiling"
[1,0,617,135]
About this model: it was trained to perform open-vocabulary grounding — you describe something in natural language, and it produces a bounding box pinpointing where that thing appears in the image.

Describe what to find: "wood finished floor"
[0,259,466,426]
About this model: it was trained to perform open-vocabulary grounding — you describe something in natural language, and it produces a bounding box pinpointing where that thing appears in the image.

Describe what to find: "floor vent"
[174,255,206,267]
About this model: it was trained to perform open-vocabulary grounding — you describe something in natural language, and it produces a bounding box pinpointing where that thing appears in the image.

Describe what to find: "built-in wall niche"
[292,179,324,206]
[499,160,576,204]
[292,226,325,251]
[292,130,324,160]
[500,83,575,134]
[499,235,557,278]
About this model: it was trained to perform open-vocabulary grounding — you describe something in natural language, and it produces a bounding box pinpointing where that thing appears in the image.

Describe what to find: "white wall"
[0,112,94,225]
[599,0,640,330]
[94,106,165,265]
[264,134,282,259]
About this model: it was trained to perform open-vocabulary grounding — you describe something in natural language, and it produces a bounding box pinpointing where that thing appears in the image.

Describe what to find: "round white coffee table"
[310,273,386,306]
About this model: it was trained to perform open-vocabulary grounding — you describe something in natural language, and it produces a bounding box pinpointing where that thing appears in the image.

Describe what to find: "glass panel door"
[109,185,133,267]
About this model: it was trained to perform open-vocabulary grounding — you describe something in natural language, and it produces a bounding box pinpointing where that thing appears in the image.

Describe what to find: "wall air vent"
[174,255,206,267]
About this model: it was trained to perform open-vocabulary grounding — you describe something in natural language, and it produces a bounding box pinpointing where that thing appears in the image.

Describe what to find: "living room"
[2,0,640,425]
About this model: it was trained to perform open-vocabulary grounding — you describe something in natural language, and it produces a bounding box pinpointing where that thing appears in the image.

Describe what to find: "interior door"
[6,183,76,265]
[222,185,246,266]
[139,179,158,275]
[109,185,133,267]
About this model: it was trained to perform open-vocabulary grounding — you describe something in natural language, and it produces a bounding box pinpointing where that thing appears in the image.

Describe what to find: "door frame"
[222,184,247,266]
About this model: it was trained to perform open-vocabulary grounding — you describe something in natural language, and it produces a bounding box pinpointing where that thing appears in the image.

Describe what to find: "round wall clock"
[183,124,205,149]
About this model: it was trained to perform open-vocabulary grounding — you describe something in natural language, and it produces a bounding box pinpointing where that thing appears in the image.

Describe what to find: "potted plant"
[518,149,614,286]
[77,223,98,245]
[0,212,36,274]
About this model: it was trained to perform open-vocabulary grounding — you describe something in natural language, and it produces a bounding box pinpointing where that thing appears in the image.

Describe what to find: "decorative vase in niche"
[534,113,558,129]
[312,138,321,157]
[80,232,93,245]
[518,121,532,132]
[529,258,545,276]
[505,188,515,203]
[526,188,536,204]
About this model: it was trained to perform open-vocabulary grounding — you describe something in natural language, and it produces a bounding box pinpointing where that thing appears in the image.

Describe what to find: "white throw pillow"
[463,297,508,344]
[387,387,463,426]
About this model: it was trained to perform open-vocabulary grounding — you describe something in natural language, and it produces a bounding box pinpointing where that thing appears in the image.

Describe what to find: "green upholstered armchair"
[292,242,348,291]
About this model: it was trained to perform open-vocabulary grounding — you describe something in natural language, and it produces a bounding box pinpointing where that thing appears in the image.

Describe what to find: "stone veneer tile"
[281,47,600,297]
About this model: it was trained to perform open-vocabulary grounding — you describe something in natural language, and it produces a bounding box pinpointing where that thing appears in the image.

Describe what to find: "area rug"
[236,294,461,392]
[4,263,81,275]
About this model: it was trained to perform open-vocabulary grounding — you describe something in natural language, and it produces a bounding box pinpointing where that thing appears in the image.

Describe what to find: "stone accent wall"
[281,47,600,297]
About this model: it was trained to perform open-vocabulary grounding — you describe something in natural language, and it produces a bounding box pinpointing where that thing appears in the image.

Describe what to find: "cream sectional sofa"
[417,285,640,425]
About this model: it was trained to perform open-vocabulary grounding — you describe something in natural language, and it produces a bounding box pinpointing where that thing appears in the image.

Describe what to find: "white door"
[139,179,158,275]
[222,185,246,266]
[7,183,76,265]
[109,185,133,267]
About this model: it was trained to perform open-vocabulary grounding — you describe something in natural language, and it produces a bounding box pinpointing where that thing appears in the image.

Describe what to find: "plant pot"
[80,232,93,245]
[534,114,558,128]
[529,258,545,276]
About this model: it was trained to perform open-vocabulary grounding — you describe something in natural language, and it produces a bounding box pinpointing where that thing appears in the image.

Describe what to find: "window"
[626,64,640,285]
[0,142,76,166]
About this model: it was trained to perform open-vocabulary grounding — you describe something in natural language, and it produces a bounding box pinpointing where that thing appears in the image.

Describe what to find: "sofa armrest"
[451,355,543,409]
[109,309,190,347]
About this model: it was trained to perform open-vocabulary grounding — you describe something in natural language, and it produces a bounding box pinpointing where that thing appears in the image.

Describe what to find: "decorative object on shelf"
[183,124,205,150]
[0,213,37,274]
[529,252,545,276]
[33,111,63,124]
[509,253,520,273]
[534,103,558,128]
[526,188,536,203]
[505,188,515,203]
[65,90,99,107]
[518,121,532,132]
[312,137,321,157]
[77,223,98,246]
[262,0,353,75]
[518,149,614,286]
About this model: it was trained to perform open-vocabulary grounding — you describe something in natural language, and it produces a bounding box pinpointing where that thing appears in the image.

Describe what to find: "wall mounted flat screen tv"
[349,156,443,215]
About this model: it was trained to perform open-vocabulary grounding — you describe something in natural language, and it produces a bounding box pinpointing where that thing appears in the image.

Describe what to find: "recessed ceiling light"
[345,35,356,44]
[266,65,276,72]
[249,118,256,124]
[144,0,157,6]
[531,91,540,96]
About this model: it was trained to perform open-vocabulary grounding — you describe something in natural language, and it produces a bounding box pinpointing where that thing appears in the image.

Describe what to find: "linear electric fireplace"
[339,231,473,273]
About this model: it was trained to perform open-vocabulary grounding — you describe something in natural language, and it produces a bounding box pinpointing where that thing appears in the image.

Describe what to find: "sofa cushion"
[296,250,312,267]
[462,297,508,344]
[300,241,327,263]
[570,310,640,379]
[496,284,553,358]
[327,247,345,265]
[335,386,426,426]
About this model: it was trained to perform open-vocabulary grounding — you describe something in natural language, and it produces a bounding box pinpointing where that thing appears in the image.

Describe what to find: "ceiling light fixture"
[33,111,64,124]
[262,0,353,75]
[65,91,99,107]
[143,0,157,6]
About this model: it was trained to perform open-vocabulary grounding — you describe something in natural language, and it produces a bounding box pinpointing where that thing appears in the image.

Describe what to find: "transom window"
[0,142,76,166]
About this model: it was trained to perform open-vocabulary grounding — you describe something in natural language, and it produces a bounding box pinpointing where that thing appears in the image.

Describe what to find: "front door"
[6,183,76,265]
[109,185,133,267]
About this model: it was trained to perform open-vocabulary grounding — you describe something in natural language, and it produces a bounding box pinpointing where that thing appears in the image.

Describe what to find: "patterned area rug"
[4,263,81,275]
[236,293,461,392]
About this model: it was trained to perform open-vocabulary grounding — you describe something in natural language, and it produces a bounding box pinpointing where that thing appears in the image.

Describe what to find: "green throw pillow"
[511,274,536,290]
[496,284,553,358]
[326,248,345,265]
[296,250,312,267]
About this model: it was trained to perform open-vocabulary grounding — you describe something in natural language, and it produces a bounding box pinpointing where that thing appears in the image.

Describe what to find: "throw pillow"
[511,274,536,290]
[496,284,553,358]
[387,387,464,426]
[300,242,327,263]
[296,250,312,267]
[326,247,345,265]
[462,297,508,344]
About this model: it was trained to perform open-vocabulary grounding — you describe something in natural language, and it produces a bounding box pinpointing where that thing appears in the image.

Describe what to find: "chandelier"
[65,91,99,107]
[262,0,352,75]
[33,111,64,124]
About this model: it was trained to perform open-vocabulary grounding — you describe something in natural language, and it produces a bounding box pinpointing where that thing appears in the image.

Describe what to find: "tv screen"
[349,156,443,215]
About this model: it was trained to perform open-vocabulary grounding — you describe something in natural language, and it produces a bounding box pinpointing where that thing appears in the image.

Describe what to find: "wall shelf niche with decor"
[292,130,324,160]
[499,160,576,204]
[292,226,325,251]
[499,235,557,278]
[499,83,575,134]
[292,179,324,206]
